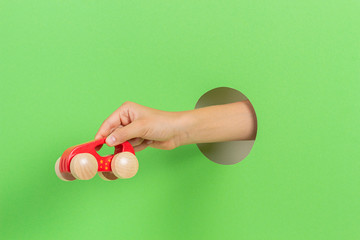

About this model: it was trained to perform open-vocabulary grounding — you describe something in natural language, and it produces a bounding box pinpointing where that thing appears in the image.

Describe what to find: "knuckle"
[122,101,134,108]
[164,141,176,150]
[131,138,143,146]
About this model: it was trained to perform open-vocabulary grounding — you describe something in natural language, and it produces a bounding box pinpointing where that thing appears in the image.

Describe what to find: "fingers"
[95,101,141,140]
[132,140,176,151]
[106,121,147,146]
[128,138,144,147]
[133,140,153,152]
[95,110,122,140]
[148,140,177,150]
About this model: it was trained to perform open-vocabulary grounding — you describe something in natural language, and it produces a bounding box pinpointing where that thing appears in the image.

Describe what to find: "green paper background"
[0,1,359,239]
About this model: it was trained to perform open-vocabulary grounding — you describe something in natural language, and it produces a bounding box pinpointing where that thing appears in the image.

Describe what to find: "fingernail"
[107,135,116,145]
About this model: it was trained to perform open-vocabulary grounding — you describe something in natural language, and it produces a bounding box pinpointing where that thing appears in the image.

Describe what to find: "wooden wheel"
[98,171,118,181]
[111,152,139,179]
[55,157,76,181]
[70,153,98,180]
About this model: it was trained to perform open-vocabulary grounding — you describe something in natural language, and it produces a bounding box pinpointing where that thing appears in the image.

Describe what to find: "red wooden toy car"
[55,138,138,181]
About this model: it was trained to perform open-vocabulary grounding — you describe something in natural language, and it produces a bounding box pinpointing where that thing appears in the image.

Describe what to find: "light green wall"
[0,1,359,239]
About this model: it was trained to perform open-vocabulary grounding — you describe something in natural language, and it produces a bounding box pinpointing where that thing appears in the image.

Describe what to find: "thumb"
[106,120,146,146]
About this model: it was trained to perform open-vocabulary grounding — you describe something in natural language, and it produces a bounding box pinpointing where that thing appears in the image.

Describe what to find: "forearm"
[178,101,257,145]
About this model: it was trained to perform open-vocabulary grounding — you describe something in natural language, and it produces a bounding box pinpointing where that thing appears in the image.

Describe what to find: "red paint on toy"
[59,138,135,173]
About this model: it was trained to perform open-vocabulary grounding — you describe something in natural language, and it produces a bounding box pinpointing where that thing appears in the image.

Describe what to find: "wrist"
[173,110,196,146]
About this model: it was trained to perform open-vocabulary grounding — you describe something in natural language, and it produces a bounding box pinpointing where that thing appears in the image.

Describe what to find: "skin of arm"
[181,100,257,144]
[95,101,257,152]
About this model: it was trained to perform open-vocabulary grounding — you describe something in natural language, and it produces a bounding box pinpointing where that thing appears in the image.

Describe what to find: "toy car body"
[55,138,138,181]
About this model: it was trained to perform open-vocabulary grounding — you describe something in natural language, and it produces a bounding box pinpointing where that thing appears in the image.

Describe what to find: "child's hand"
[95,102,187,152]
[95,100,257,152]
